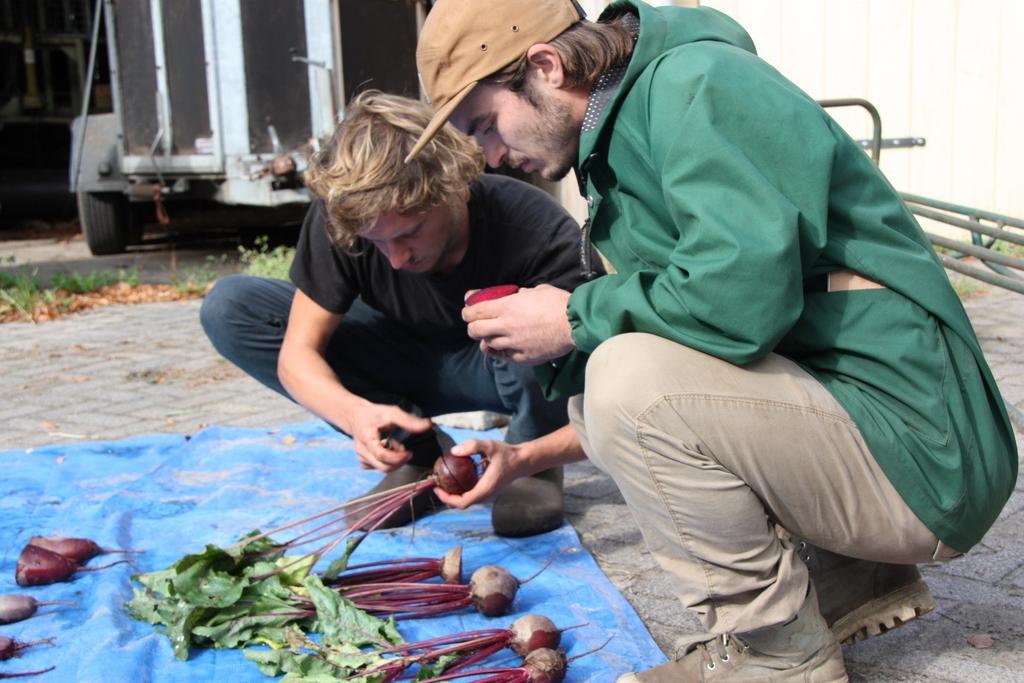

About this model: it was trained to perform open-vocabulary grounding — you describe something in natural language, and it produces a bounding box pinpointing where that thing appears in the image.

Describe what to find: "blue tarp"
[1,421,667,681]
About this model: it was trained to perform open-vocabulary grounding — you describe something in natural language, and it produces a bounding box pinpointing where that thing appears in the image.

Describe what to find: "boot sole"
[831,579,936,645]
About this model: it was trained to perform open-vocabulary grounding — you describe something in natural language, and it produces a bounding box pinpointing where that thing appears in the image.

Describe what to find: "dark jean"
[199,275,569,455]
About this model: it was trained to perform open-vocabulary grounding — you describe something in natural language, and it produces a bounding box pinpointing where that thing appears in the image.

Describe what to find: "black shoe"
[356,427,454,529]
[492,466,564,537]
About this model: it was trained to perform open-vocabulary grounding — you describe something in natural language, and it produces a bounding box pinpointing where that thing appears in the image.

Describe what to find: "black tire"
[77,191,129,255]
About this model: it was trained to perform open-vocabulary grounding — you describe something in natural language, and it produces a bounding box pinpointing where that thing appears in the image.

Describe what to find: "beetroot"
[15,544,131,587]
[522,648,567,683]
[0,595,76,625]
[0,634,55,679]
[324,546,463,587]
[291,562,525,620]
[432,452,479,495]
[0,634,54,661]
[469,565,519,617]
[414,646,568,683]
[508,614,561,657]
[440,545,463,584]
[27,535,142,565]
[360,613,568,679]
[246,452,482,582]
[465,285,519,307]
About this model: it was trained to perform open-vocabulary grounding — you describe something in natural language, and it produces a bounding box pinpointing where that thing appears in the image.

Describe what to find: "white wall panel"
[994,0,1024,218]
[701,0,1022,220]
[558,1,1022,225]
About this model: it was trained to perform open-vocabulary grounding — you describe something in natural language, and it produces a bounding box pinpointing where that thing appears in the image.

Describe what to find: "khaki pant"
[570,333,946,636]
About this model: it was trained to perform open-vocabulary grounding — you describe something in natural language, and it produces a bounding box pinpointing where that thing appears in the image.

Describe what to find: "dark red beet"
[0,633,55,679]
[523,648,567,683]
[465,285,519,306]
[0,634,54,661]
[468,565,519,617]
[27,535,142,565]
[0,635,12,660]
[433,452,478,495]
[16,546,77,587]
[15,544,131,587]
[509,614,561,656]
[0,595,76,625]
[27,536,101,565]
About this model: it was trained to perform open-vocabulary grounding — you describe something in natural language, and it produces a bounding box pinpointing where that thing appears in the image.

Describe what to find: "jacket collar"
[576,1,756,169]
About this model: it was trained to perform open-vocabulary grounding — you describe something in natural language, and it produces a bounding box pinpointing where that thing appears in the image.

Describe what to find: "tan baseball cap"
[405,0,585,162]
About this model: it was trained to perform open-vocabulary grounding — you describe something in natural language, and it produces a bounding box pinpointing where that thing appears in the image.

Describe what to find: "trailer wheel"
[77,191,129,255]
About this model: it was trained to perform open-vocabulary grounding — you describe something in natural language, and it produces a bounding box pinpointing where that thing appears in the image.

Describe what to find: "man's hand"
[462,284,574,365]
[433,439,529,509]
[436,424,586,510]
[347,402,433,472]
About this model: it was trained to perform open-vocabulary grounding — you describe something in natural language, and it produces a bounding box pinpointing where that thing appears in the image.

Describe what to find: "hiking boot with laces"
[617,586,847,682]
[797,540,936,645]
[491,466,564,537]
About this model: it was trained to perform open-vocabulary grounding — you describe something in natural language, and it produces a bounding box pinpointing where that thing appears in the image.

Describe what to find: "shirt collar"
[580,12,639,133]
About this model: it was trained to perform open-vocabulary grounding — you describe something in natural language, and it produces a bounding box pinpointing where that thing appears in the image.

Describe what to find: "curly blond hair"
[304,91,484,250]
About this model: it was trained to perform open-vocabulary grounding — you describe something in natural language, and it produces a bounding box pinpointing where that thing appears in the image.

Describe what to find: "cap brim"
[404,80,479,163]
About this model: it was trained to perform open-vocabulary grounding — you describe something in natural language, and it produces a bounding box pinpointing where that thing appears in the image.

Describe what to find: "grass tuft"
[238,235,295,281]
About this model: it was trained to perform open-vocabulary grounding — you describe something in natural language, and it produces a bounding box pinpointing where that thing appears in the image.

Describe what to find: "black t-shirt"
[290,174,600,346]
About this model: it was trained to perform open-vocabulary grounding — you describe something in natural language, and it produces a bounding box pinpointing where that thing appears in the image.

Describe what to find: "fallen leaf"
[967,633,994,649]
[165,418,177,426]
[282,435,296,445]
[74,375,89,383]
[41,421,59,431]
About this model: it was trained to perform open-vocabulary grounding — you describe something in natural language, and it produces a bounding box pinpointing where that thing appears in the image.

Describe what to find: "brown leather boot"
[491,466,564,537]
[617,586,847,682]
[797,540,935,645]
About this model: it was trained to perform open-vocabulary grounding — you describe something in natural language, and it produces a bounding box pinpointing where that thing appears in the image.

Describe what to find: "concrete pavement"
[2,234,1023,681]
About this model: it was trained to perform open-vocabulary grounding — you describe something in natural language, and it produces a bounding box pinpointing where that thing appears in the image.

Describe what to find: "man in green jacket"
[412,1,1018,681]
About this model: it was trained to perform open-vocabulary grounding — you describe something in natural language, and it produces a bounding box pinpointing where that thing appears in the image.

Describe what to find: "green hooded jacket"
[536,1,1017,551]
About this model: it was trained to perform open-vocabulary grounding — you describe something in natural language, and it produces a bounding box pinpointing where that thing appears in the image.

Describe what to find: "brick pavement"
[2,279,1023,681]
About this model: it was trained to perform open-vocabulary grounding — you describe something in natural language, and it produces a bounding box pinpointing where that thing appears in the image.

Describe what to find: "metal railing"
[900,194,1024,296]
[819,99,1024,295]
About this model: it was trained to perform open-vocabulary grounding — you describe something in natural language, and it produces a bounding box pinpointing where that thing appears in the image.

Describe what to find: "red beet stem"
[0,666,56,679]
[565,635,613,664]
[373,629,508,655]
[235,479,425,550]
[326,558,443,586]
[517,557,554,585]
[240,452,473,585]
[75,559,132,573]
[332,580,475,619]
[326,544,460,586]
[416,668,527,683]
[251,478,437,582]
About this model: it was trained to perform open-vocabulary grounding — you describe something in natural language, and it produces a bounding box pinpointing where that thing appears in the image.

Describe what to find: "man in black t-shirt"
[200,91,600,537]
